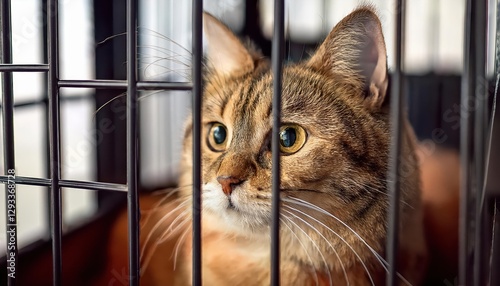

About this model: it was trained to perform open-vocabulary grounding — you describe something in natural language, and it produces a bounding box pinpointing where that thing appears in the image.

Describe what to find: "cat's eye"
[279,124,307,154]
[207,123,228,151]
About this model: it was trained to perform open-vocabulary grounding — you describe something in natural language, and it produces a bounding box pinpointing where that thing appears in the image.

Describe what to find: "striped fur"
[142,6,427,286]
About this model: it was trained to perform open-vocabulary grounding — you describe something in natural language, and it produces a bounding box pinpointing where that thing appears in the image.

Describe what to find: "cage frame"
[0,0,498,285]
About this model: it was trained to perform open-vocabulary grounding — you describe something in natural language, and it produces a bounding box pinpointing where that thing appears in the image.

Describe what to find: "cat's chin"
[203,207,271,236]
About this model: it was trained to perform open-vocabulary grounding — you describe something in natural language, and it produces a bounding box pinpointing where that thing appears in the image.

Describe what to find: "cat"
[137,6,428,286]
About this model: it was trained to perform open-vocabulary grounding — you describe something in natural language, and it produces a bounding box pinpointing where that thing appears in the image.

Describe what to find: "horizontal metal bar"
[0,94,92,109]
[59,79,192,90]
[139,81,192,90]
[0,64,49,72]
[0,175,127,192]
[60,179,127,191]
[0,175,49,187]
[59,79,128,88]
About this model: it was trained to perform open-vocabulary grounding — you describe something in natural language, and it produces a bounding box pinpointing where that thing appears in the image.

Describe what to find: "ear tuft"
[203,12,254,77]
[307,6,388,110]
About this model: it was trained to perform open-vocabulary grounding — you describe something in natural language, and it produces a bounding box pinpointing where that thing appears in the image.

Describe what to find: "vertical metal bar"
[126,0,140,284]
[271,0,285,285]
[473,0,488,285]
[460,1,475,285]
[490,199,500,285]
[492,13,500,286]
[386,0,405,285]
[492,5,500,283]
[42,0,52,240]
[47,0,62,284]
[0,0,18,285]
[460,1,474,282]
[495,0,500,78]
[191,0,202,285]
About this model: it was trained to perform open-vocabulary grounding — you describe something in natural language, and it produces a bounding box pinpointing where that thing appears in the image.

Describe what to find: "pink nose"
[217,176,244,195]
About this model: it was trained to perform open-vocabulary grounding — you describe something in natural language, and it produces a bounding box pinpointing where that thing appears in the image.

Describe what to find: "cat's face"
[180,8,393,240]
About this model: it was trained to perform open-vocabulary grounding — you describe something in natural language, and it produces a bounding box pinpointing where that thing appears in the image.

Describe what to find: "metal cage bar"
[0,0,498,285]
[472,1,488,285]
[459,0,474,284]
[0,176,126,192]
[58,79,192,90]
[386,0,406,285]
[271,0,285,285]
[459,0,489,285]
[47,0,63,284]
[0,64,49,72]
[126,0,140,284]
[191,0,203,285]
[0,0,18,285]
[493,8,500,286]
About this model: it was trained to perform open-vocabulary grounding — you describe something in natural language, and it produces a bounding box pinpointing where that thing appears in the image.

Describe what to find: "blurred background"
[0,0,498,284]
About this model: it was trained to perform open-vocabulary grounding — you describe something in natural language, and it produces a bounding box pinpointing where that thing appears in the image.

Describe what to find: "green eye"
[279,124,307,154]
[208,123,228,151]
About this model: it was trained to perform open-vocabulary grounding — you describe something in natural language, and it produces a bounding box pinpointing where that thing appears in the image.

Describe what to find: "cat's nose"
[217,176,244,196]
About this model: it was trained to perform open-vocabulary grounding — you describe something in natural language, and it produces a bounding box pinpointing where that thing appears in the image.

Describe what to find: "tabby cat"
[140,6,428,285]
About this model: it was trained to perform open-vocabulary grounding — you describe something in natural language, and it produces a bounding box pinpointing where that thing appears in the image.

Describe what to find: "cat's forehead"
[203,65,359,124]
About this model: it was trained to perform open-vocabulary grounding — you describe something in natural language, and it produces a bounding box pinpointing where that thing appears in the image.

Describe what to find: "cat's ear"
[307,7,388,110]
[203,12,254,77]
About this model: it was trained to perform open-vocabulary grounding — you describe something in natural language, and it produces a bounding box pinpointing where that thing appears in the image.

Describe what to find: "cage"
[0,0,499,285]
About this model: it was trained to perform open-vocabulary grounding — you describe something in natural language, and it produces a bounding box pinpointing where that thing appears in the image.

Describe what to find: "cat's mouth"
[226,196,236,210]
[202,182,274,229]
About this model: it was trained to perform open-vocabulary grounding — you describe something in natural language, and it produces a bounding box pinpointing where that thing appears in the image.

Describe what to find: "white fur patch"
[202,181,272,233]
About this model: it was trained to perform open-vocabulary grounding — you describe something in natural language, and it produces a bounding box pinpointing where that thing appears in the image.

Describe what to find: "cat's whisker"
[141,214,190,275]
[137,27,216,75]
[280,217,320,286]
[161,211,191,241]
[140,207,188,275]
[284,205,374,286]
[141,196,183,230]
[142,67,191,82]
[345,178,414,209]
[92,92,126,119]
[141,188,185,217]
[138,47,192,66]
[136,90,179,103]
[173,226,192,271]
[92,89,169,119]
[95,32,127,47]
[283,209,346,286]
[139,55,192,79]
[285,197,388,268]
[149,184,193,196]
[285,197,413,286]
[280,211,333,286]
[138,68,190,82]
[139,59,191,75]
[140,199,190,260]
[138,27,193,55]
[139,61,191,75]
[140,243,157,276]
